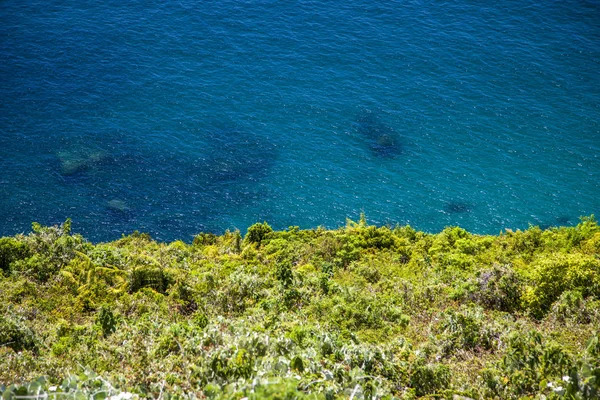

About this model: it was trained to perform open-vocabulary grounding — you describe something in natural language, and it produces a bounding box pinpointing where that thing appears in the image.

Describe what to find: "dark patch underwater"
[355,111,402,159]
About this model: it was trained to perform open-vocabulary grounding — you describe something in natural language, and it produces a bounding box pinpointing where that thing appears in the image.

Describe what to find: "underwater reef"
[443,201,473,215]
[356,111,402,158]
[1,216,599,399]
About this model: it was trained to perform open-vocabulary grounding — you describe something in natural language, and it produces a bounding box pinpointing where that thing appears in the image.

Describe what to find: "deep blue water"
[1,0,599,242]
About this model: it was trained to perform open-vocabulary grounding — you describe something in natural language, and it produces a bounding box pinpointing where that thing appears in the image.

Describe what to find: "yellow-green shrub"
[523,254,600,318]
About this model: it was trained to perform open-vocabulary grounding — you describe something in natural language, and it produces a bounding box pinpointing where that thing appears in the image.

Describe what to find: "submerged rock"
[107,199,129,212]
[443,201,472,214]
[57,149,107,176]
[356,111,402,158]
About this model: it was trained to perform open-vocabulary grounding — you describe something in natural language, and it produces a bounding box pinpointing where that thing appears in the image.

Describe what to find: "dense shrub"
[129,265,168,294]
[0,237,30,274]
[506,225,544,256]
[482,331,584,398]
[276,260,294,288]
[1,218,598,399]
[360,226,397,250]
[96,305,117,337]
[409,360,450,397]
[435,306,498,355]
[333,235,363,268]
[214,269,267,315]
[570,215,600,248]
[429,226,470,254]
[0,370,124,400]
[169,282,198,315]
[473,264,523,312]
[567,334,600,399]
[581,231,600,255]
[0,313,37,352]
[549,290,600,324]
[8,220,87,282]
[192,232,218,247]
[244,222,273,245]
[523,254,600,318]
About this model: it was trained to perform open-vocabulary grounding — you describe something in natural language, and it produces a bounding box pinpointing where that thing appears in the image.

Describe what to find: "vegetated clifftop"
[1,216,599,399]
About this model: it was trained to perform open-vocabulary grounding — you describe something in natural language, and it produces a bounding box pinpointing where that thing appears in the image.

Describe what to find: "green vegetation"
[1,216,599,399]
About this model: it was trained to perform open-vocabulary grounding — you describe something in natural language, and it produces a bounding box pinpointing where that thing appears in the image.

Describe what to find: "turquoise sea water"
[1,0,599,242]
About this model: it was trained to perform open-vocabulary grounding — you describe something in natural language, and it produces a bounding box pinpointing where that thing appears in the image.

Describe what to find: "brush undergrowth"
[1,216,599,399]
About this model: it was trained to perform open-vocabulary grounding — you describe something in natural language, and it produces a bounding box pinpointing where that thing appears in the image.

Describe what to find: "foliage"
[0,369,131,400]
[1,217,599,399]
[435,306,498,355]
[0,312,37,353]
[96,305,117,338]
[0,237,30,275]
[522,253,600,318]
[244,222,273,245]
[482,331,600,399]
[472,263,523,312]
[409,360,450,397]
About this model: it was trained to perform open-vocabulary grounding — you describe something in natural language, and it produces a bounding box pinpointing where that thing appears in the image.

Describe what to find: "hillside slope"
[1,217,599,399]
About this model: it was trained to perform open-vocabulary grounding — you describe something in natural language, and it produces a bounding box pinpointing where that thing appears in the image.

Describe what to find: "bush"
[409,360,450,397]
[244,222,273,246]
[129,266,168,294]
[0,314,37,352]
[484,331,576,398]
[549,290,600,324]
[361,226,396,250]
[96,305,117,337]
[276,260,293,288]
[581,232,600,255]
[192,232,218,247]
[27,219,86,264]
[0,237,30,274]
[11,254,56,282]
[9,220,87,282]
[429,227,470,254]
[214,269,267,315]
[169,282,198,315]
[435,306,497,355]
[570,215,600,248]
[506,225,544,256]
[264,238,297,263]
[193,312,209,329]
[155,324,186,357]
[355,263,381,284]
[474,264,523,312]
[523,254,600,318]
[1,219,598,398]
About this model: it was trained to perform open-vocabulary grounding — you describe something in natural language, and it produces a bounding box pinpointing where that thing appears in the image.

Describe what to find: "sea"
[1,0,599,242]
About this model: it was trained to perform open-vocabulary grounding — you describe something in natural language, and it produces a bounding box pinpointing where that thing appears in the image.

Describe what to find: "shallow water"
[1,0,599,242]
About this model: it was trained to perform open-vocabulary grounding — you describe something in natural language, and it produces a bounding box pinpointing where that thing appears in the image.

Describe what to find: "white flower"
[109,392,134,400]
[562,375,570,382]
[553,386,565,395]
[546,382,554,388]
[48,386,57,392]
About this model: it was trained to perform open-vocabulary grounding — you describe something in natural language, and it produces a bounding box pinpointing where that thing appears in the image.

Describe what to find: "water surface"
[1,0,598,241]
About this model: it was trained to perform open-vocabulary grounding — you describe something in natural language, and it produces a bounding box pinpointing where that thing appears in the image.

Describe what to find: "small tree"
[244,222,273,246]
